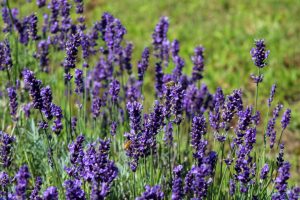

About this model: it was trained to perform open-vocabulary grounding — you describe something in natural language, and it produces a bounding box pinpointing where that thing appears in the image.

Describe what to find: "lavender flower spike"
[281,108,291,130]
[136,185,164,200]
[172,165,184,200]
[250,39,270,68]
[0,131,15,168]
[268,84,276,107]
[7,87,18,121]
[192,46,205,82]
[43,186,59,200]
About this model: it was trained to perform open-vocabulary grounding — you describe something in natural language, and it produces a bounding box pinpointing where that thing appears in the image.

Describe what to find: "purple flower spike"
[22,69,43,110]
[75,69,84,94]
[30,176,43,200]
[37,0,46,8]
[0,131,15,168]
[0,39,13,71]
[109,79,120,103]
[136,185,164,200]
[138,47,150,82]
[43,186,59,200]
[250,39,270,68]
[272,162,290,199]
[64,179,86,200]
[192,46,205,82]
[281,109,291,130]
[172,165,184,200]
[260,164,269,180]
[268,84,276,107]
[7,87,18,121]
[127,101,143,134]
[15,165,31,199]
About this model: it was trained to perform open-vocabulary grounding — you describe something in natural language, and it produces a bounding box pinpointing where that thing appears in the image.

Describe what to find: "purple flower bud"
[127,101,143,134]
[155,63,164,97]
[64,179,86,200]
[172,165,184,200]
[15,165,31,199]
[7,87,18,121]
[0,39,13,71]
[138,47,150,82]
[109,79,120,103]
[260,164,269,180]
[30,176,43,200]
[43,186,58,200]
[268,84,276,107]
[136,185,164,200]
[281,108,291,130]
[0,131,15,168]
[51,104,63,134]
[75,69,84,94]
[36,0,46,7]
[250,39,270,68]
[273,162,290,197]
[22,69,43,110]
[192,46,205,82]
[91,97,101,119]
[41,86,53,120]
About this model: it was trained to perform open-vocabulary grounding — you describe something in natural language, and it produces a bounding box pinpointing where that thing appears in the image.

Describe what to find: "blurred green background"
[9,0,300,182]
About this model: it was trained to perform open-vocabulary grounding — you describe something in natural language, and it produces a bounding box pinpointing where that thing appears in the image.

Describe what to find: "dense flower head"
[41,86,53,120]
[136,185,164,200]
[37,0,46,8]
[91,97,102,119]
[109,79,120,103]
[192,46,205,82]
[260,164,269,180]
[28,14,39,40]
[15,165,31,199]
[123,42,133,75]
[63,33,81,74]
[0,131,15,168]
[288,187,300,200]
[152,16,169,61]
[268,84,276,107]
[281,108,291,130]
[75,69,84,94]
[30,176,43,200]
[272,162,291,199]
[43,186,59,200]
[51,104,63,134]
[184,164,214,199]
[127,101,143,134]
[250,39,270,68]
[48,0,60,33]
[171,84,184,124]
[138,47,150,82]
[64,179,86,200]
[22,69,43,110]
[37,40,50,72]
[155,63,164,97]
[172,165,184,200]
[0,39,12,70]
[7,87,18,121]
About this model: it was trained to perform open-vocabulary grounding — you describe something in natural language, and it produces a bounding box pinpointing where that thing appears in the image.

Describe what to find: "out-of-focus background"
[12,0,300,182]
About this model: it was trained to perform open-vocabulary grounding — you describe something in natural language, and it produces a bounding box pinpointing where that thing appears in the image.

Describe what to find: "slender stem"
[255,68,261,112]
[277,129,285,149]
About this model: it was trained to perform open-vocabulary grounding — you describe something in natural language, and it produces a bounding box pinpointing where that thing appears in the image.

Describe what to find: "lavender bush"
[0,0,298,199]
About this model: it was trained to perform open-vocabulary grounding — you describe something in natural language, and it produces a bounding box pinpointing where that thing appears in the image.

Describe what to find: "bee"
[165,81,175,88]
[124,140,132,150]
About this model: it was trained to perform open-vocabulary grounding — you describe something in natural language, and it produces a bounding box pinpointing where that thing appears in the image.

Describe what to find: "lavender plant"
[0,0,298,199]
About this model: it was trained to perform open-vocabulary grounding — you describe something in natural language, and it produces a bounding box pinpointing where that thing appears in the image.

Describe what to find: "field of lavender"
[0,0,299,199]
